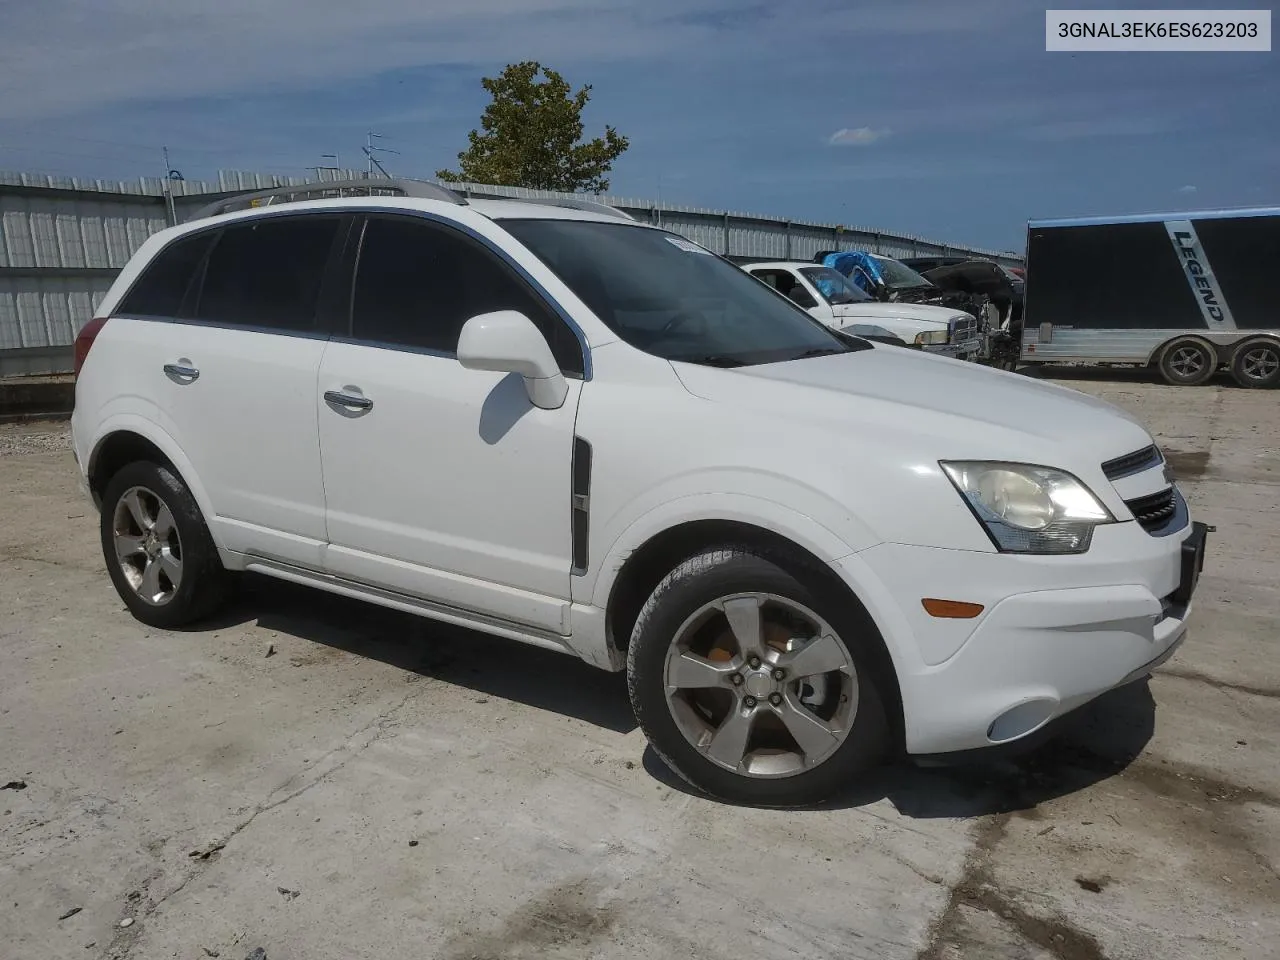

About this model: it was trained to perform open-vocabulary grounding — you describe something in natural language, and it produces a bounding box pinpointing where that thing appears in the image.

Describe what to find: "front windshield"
[870,255,933,289]
[501,219,865,367]
[799,266,871,304]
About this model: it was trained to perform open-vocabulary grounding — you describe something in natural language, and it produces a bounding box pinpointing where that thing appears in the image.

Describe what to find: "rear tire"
[1157,337,1217,386]
[100,461,232,628]
[626,546,892,806]
[1229,339,1280,389]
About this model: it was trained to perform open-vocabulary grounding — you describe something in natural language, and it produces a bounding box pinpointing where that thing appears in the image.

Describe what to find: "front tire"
[1229,339,1280,389]
[1157,337,1217,386]
[626,546,891,806]
[100,461,232,628]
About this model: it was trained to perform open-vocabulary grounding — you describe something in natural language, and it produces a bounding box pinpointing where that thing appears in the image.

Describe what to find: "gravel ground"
[0,421,71,457]
[1,375,1277,960]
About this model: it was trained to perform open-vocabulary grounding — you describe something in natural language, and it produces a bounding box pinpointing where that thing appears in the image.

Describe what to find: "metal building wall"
[1,168,1023,376]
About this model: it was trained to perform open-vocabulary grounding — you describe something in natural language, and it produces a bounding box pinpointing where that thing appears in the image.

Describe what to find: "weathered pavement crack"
[915,814,1111,960]
[101,689,422,959]
[2,552,100,574]
[1158,665,1280,700]
[213,689,420,852]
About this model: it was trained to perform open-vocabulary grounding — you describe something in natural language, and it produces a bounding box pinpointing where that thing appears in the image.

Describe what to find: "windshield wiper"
[787,346,848,361]
[674,354,749,368]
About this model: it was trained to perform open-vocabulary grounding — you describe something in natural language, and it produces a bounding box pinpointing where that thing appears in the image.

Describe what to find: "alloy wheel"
[1169,345,1206,379]
[662,592,858,778]
[1239,346,1280,384]
[111,486,183,605]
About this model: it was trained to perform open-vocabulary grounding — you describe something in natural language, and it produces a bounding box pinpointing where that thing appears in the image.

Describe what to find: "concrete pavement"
[2,373,1277,960]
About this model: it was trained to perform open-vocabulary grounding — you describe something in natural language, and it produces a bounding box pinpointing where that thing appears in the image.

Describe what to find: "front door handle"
[163,361,200,382]
[324,389,373,411]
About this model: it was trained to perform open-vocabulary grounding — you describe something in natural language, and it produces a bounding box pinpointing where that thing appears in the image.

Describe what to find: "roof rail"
[185,177,467,221]
[514,197,636,221]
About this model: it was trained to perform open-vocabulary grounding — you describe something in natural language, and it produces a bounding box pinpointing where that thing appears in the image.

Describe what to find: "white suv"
[71,180,1208,806]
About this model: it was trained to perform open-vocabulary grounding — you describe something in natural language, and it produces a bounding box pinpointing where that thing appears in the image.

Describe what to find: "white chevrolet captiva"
[71,180,1208,806]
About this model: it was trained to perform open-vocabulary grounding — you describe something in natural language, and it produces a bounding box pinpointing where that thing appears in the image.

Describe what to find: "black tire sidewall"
[1230,340,1280,389]
[99,460,227,628]
[626,548,891,807]
[1159,338,1216,386]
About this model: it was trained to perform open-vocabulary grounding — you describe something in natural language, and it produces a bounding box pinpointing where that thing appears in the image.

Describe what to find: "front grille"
[949,313,979,344]
[1125,487,1177,532]
[1102,444,1162,481]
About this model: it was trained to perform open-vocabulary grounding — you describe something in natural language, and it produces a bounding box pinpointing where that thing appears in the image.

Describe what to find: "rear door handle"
[324,389,373,411]
[163,361,200,381]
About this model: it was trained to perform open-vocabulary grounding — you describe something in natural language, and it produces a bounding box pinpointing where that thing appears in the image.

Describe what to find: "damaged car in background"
[812,250,1025,371]
[741,260,983,358]
[812,250,995,322]
[901,256,1025,371]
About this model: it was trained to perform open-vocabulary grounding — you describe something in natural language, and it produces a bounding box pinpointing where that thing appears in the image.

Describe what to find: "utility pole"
[160,146,181,226]
[363,132,399,179]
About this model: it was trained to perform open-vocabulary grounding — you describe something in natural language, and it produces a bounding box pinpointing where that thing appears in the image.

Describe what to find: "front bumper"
[922,336,983,361]
[839,519,1206,756]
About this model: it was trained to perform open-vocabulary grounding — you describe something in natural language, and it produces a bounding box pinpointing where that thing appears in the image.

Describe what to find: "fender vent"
[1102,444,1163,481]
[571,437,592,574]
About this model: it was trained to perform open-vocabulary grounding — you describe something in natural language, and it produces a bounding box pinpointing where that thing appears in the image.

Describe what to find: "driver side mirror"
[457,310,569,410]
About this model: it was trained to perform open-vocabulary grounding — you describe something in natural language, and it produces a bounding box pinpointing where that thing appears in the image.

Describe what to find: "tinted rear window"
[194,216,342,332]
[117,231,217,318]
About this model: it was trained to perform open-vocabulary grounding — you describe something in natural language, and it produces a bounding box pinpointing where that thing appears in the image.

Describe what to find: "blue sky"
[1,0,1275,251]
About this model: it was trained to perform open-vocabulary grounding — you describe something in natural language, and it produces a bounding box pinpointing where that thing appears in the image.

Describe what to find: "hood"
[671,346,1152,470]
[830,301,960,326]
[921,260,1016,299]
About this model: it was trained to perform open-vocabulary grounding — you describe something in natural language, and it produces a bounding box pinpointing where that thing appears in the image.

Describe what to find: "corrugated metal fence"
[0,167,1023,377]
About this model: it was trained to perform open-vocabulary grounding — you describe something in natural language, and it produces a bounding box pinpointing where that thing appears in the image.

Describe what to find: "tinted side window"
[195,216,342,331]
[117,231,217,318]
[350,216,583,375]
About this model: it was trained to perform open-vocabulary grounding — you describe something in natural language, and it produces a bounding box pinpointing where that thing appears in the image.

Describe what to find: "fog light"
[987,699,1057,743]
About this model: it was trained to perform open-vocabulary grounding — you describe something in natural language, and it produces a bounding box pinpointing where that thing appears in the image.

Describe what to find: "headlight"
[914,329,949,345]
[940,461,1113,554]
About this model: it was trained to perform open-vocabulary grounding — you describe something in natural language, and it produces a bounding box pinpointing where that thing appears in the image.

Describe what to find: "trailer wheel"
[1157,337,1217,386]
[1229,339,1280,389]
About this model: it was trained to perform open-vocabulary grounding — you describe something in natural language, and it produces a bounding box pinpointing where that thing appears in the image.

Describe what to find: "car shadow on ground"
[196,575,1155,818]
[191,574,637,735]
[645,680,1157,818]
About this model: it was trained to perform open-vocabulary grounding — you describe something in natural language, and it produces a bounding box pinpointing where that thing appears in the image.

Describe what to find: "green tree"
[436,61,629,193]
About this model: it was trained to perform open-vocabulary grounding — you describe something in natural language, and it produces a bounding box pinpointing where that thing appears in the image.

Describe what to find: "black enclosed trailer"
[1021,206,1280,387]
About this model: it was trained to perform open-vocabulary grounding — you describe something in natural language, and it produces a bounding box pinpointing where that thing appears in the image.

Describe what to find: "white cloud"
[828,127,891,147]
[1177,184,1198,193]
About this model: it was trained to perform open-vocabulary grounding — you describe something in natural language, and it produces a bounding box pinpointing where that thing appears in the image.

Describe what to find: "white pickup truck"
[741,260,983,358]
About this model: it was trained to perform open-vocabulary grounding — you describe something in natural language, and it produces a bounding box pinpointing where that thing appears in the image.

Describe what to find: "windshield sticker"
[665,236,713,255]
